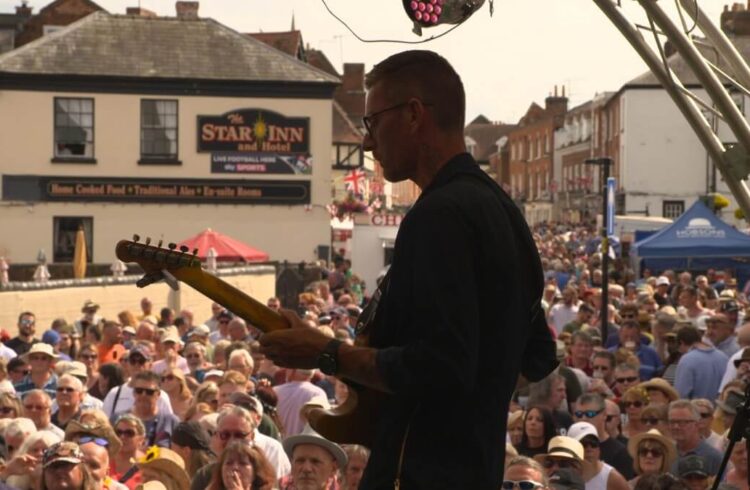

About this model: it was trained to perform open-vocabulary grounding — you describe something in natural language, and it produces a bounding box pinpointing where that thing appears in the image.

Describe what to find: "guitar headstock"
[115,235,201,289]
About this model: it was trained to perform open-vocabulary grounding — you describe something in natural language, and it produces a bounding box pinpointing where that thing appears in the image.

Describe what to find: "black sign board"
[211,152,312,175]
[3,175,310,205]
[197,109,309,154]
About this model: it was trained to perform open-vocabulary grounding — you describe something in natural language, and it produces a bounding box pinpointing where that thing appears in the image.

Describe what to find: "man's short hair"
[132,371,160,386]
[619,303,639,316]
[364,50,465,130]
[228,350,254,371]
[676,326,702,346]
[220,370,248,388]
[576,393,605,411]
[505,456,548,486]
[615,362,639,374]
[593,351,615,367]
[217,405,256,430]
[669,399,700,420]
[571,330,593,346]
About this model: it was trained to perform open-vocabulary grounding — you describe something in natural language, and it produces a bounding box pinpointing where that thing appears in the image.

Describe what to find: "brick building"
[507,87,568,225]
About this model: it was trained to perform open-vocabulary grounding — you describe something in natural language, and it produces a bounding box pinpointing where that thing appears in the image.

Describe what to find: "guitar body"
[115,238,378,446]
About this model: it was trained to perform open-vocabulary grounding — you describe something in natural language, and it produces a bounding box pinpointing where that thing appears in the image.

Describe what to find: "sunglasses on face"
[129,357,146,366]
[542,458,577,469]
[593,365,609,371]
[217,430,251,442]
[639,447,664,457]
[161,375,175,382]
[501,481,544,490]
[56,387,76,394]
[79,354,97,361]
[77,436,109,447]
[115,429,137,438]
[185,353,201,359]
[641,417,662,426]
[616,376,639,384]
[606,414,618,422]
[582,439,600,449]
[0,407,15,415]
[574,409,603,419]
[19,319,34,326]
[623,401,644,409]
[133,387,158,396]
[699,412,713,419]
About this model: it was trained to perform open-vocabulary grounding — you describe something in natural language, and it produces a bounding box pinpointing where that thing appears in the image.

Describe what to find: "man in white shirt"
[102,344,172,420]
[548,287,580,335]
[274,369,328,437]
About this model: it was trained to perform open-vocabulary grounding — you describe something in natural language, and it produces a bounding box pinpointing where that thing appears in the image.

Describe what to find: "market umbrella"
[177,228,269,262]
[73,225,87,279]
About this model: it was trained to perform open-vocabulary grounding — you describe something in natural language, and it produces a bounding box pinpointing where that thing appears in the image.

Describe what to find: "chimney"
[721,2,750,35]
[342,63,365,92]
[175,1,199,20]
[545,85,568,117]
[15,1,32,18]
[126,6,157,17]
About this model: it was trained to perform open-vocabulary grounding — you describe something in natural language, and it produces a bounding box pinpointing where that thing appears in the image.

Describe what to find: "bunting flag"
[343,169,367,196]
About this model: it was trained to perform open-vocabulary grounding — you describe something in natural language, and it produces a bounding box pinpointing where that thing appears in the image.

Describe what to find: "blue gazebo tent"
[631,200,750,286]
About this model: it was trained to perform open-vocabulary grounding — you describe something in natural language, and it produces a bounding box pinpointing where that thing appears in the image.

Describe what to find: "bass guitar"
[115,235,380,446]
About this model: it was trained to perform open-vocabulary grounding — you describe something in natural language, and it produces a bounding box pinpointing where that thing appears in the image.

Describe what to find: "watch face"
[319,353,337,376]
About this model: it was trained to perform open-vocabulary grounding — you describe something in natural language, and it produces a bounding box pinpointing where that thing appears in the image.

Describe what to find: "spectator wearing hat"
[118,371,178,448]
[573,393,634,480]
[282,424,347,490]
[209,310,233,345]
[719,324,750,392]
[187,324,213,358]
[705,313,740,358]
[98,321,127,366]
[152,331,188,376]
[42,329,71,362]
[639,378,680,406]
[208,439,276,490]
[567,421,630,490]
[137,446,190,490]
[102,345,173,420]
[674,326,728,400]
[653,277,671,308]
[170,421,215,478]
[534,436,585,480]
[121,326,137,350]
[15,343,59,398]
[627,428,677,487]
[677,455,710,490]
[39,441,96,490]
[75,300,102,337]
[110,413,146,489]
[715,388,745,436]
[719,299,742,328]
[652,312,677,364]
[668,400,722,476]
[6,311,40,357]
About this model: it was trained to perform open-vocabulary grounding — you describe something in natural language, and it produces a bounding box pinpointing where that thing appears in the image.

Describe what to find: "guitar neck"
[173,267,288,333]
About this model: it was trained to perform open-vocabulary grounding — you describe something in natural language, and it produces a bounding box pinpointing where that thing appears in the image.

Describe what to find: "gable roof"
[464,121,516,163]
[333,100,362,144]
[0,11,339,85]
[307,48,339,78]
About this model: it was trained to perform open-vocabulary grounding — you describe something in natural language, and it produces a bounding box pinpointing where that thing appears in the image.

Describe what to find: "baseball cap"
[720,300,740,313]
[567,422,599,442]
[42,330,61,346]
[188,325,210,338]
[656,276,670,286]
[122,326,136,336]
[43,441,84,468]
[678,455,708,478]
[129,344,152,361]
[217,309,234,320]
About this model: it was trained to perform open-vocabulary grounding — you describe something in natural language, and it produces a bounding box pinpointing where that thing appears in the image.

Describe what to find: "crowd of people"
[505,222,750,490]
[0,266,369,490]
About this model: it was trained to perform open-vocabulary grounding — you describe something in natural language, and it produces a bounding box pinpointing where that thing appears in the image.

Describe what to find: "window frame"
[53,216,94,264]
[52,96,96,164]
[139,98,181,165]
[663,200,685,219]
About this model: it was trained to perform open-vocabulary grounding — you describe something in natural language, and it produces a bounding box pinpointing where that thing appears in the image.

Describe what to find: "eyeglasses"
[606,414,618,422]
[24,404,48,411]
[639,447,664,457]
[12,369,30,376]
[115,428,137,438]
[699,412,713,419]
[621,313,637,319]
[616,376,639,384]
[133,387,158,396]
[0,407,15,415]
[161,375,176,382]
[641,417,662,426]
[501,480,545,490]
[19,319,34,326]
[581,439,600,449]
[217,430,251,442]
[362,101,433,136]
[592,365,609,371]
[668,419,695,426]
[77,436,109,447]
[79,354,97,361]
[185,353,201,359]
[56,387,77,394]
[129,357,146,366]
[574,409,603,419]
[542,458,577,469]
[623,401,644,409]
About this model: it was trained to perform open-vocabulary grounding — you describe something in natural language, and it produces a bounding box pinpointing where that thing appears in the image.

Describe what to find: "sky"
[0,0,728,123]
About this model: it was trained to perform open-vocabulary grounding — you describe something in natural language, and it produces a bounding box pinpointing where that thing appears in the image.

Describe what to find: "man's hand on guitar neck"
[259,310,392,394]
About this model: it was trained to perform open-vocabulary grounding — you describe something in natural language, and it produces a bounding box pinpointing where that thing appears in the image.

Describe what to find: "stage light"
[402,0,486,35]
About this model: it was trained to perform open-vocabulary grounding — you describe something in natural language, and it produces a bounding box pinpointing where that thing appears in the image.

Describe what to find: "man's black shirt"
[5,336,37,356]
[359,153,556,490]
[600,437,635,479]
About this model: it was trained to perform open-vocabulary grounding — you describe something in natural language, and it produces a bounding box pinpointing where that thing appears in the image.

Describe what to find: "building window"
[43,25,64,35]
[140,99,179,163]
[663,200,685,219]
[54,97,94,160]
[53,217,93,263]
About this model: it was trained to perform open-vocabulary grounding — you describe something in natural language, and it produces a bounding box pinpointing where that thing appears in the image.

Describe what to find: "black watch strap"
[318,338,343,375]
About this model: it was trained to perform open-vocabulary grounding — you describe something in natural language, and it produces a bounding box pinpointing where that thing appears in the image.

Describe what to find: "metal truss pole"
[592,0,750,219]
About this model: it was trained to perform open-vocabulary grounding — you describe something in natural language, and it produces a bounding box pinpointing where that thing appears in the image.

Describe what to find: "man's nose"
[362,132,374,152]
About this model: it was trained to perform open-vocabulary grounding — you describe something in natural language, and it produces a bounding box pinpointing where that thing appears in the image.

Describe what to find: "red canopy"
[178,228,269,262]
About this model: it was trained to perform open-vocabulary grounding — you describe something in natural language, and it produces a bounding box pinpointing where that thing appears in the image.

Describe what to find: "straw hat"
[533,436,584,465]
[20,343,58,361]
[638,378,679,403]
[65,419,122,456]
[137,446,190,490]
[627,429,677,468]
[508,410,524,429]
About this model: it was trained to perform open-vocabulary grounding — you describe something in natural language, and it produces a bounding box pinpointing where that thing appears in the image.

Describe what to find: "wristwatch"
[317,339,343,376]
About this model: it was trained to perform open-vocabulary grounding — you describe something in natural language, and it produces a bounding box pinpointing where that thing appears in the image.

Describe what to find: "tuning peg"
[192,248,199,257]
[133,234,140,243]
[180,245,189,253]
[168,243,177,250]
[145,237,151,246]
[157,240,163,248]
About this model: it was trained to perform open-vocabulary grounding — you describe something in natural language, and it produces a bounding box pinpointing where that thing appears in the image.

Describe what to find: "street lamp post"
[585,157,614,341]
